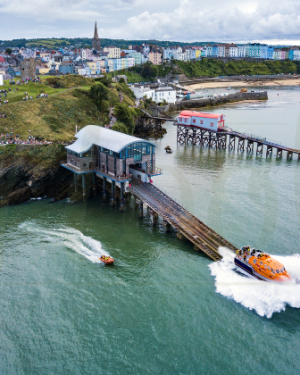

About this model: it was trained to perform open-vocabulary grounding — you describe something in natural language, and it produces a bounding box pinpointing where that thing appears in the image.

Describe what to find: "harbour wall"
[156,91,268,113]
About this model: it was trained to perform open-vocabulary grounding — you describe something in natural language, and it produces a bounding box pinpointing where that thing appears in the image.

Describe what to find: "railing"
[147,166,162,175]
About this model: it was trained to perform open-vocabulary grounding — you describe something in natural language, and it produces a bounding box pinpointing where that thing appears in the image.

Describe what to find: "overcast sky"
[1,0,300,44]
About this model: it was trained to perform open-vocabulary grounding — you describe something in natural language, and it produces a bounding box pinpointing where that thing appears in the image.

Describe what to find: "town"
[1,22,300,83]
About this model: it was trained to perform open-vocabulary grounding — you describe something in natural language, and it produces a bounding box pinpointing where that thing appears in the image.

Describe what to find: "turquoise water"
[1,87,300,374]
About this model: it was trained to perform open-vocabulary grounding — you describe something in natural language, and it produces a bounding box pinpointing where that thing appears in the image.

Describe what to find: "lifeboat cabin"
[61,125,162,204]
[177,110,225,132]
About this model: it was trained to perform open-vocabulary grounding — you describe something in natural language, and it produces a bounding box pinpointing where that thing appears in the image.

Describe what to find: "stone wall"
[157,91,268,112]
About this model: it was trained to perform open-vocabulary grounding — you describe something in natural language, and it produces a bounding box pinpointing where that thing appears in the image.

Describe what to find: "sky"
[1,0,300,44]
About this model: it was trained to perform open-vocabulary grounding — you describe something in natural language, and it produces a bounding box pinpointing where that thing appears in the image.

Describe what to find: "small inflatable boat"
[99,255,114,264]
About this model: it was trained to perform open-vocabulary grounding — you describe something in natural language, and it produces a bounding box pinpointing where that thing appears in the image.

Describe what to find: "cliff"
[0,144,74,207]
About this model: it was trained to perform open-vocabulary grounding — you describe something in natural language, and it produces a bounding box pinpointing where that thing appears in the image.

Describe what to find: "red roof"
[179,110,222,120]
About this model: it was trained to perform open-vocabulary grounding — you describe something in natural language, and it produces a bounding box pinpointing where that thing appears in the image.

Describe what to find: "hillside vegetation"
[0,76,136,142]
[107,59,300,83]
[175,59,300,77]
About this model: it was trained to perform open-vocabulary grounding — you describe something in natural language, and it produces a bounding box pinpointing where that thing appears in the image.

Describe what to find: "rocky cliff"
[0,145,74,208]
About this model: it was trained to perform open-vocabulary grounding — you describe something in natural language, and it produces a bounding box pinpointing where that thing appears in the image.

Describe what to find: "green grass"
[0,77,136,142]
[1,76,95,104]
[107,70,152,83]
[0,143,66,168]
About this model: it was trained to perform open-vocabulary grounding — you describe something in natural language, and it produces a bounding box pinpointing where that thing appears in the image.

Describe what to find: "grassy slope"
[1,75,95,104]
[107,60,300,82]
[0,76,135,142]
[176,59,300,77]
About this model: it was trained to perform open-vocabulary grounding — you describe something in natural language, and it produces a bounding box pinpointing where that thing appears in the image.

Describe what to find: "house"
[259,45,268,59]
[227,44,238,58]
[0,74,3,86]
[217,44,226,57]
[36,65,51,75]
[152,87,176,104]
[59,61,75,74]
[149,50,162,65]
[103,46,121,59]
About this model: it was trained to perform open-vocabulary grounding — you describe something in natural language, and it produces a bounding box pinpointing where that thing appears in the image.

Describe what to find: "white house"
[0,74,3,86]
[217,45,225,57]
[229,45,238,58]
[152,87,176,104]
[82,49,92,61]
[237,45,246,57]
[132,86,155,100]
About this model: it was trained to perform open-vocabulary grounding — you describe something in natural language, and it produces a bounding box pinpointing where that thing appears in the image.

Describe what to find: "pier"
[176,125,300,160]
[61,125,240,262]
[129,181,237,261]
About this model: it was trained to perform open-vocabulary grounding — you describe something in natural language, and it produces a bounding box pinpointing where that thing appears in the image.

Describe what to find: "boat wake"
[19,221,110,264]
[209,247,300,318]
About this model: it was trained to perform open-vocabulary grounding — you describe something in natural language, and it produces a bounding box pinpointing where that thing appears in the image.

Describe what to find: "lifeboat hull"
[99,257,114,264]
[234,257,291,282]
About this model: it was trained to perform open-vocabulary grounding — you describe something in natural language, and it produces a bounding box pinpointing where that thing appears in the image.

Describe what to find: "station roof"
[179,110,222,120]
[66,125,156,154]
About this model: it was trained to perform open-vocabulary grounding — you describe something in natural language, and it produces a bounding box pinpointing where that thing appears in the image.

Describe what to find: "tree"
[141,64,152,78]
[112,121,128,134]
[90,83,109,109]
[114,103,135,134]
[5,48,12,55]
[151,65,158,77]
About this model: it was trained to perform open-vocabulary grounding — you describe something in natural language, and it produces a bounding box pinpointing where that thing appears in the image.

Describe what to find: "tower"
[92,21,101,51]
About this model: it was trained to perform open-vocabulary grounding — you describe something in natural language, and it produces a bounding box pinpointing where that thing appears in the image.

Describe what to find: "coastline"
[184,79,300,90]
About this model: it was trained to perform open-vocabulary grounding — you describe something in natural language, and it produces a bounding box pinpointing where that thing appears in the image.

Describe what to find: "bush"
[112,121,128,134]
[114,103,135,135]
[101,100,110,113]
[90,83,109,109]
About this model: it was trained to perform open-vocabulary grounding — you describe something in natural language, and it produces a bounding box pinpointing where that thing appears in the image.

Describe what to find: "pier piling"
[110,181,116,207]
[82,174,86,201]
[120,182,125,212]
[102,177,107,201]
[74,173,77,192]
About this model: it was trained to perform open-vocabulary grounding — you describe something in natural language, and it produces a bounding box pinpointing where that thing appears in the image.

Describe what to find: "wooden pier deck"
[130,182,238,261]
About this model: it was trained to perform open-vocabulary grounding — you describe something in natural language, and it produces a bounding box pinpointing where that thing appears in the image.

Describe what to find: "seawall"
[157,91,268,113]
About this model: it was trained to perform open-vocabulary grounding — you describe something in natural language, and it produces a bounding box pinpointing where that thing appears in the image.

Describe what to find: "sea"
[0,87,300,374]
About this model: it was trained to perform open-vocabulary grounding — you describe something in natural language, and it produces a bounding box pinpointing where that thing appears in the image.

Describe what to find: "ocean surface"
[1,87,300,374]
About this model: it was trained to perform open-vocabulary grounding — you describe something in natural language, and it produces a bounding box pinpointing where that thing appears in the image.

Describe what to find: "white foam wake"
[209,247,300,318]
[19,222,110,264]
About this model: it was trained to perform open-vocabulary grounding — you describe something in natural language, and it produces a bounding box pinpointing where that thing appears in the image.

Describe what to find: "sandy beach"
[185,79,300,90]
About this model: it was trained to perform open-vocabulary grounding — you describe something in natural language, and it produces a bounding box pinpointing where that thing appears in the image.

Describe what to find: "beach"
[185,78,300,90]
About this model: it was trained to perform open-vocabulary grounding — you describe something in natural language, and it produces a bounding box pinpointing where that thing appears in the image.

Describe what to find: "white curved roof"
[66,125,156,154]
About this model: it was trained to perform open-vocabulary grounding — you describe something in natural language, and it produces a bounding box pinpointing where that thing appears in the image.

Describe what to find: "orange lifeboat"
[99,255,114,264]
[234,247,291,282]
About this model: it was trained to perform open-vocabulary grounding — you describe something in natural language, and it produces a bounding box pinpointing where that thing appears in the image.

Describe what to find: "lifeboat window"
[260,261,263,265]
[264,265,268,269]
[253,259,256,264]
[271,268,275,274]
[276,270,279,274]
[268,266,271,270]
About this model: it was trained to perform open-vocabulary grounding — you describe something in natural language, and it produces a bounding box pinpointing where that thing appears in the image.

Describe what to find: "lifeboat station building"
[61,125,162,208]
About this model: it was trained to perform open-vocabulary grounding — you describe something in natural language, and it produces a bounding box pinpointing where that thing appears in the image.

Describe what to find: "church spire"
[92,21,101,51]
[94,21,99,39]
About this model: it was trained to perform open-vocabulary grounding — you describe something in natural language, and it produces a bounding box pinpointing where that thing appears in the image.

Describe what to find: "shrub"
[112,121,128,134]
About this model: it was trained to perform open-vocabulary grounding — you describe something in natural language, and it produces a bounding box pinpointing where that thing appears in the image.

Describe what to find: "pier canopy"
[66,125,156,155]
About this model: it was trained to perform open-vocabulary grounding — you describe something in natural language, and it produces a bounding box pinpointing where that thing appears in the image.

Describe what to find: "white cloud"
[1,0,300,43]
